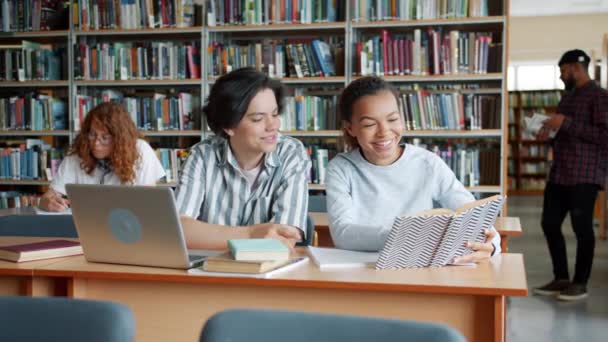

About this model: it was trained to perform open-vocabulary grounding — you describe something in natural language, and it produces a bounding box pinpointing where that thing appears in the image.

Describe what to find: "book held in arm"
[0,240,83,263]
[228,238,289,261]
[376,195,506,269]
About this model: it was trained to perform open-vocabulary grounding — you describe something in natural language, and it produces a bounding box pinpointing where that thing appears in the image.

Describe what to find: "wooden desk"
[0,237,527,342]
[0,237,76,296]
[311,213,523,252]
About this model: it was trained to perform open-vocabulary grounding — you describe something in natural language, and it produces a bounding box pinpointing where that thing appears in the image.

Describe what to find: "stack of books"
[202,239,304,275]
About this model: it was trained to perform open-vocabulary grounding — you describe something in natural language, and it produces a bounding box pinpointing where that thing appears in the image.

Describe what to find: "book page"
[523,113,557,138]
[454,194,502,214]
[34,207,72,215]
[307,247,378,269]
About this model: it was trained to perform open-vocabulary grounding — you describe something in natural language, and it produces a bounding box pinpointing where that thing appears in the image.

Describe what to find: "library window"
[508,64,564,91]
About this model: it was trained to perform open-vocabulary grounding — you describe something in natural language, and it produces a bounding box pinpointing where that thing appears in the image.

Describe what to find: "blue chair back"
[200,309,465,342]
[0,215,77,237]
[0,296,135,342]
[308,195,327,212]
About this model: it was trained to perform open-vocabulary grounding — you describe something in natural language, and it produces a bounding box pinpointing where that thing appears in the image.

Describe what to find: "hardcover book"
[376,195,505,269]
[0,239,82,263]
[228,238,289,261]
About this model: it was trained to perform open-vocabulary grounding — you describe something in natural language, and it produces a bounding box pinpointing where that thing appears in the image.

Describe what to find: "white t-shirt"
[51,139,166,195]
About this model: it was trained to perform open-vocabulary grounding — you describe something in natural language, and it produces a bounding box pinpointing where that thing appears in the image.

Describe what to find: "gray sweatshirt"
[326,144,501,252]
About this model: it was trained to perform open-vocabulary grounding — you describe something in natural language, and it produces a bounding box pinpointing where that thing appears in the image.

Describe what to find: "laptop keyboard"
[188,255,205,262]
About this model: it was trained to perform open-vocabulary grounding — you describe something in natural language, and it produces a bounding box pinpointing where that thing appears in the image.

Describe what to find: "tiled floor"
[507,196,608,342]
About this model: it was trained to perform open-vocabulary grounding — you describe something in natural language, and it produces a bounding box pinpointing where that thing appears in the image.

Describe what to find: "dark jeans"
[541,182,599,285]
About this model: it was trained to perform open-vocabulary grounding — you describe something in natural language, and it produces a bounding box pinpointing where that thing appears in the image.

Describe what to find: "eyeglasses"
[87,132,113,145]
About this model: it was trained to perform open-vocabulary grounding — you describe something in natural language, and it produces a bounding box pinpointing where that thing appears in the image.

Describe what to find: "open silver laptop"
[66,184,209,269]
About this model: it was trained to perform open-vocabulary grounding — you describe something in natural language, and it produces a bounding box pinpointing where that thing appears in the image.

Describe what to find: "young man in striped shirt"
[534,50,608,301]
[175,68,311,251]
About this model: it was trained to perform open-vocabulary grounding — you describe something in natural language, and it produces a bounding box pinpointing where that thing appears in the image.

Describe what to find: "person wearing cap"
[533,49,608,301]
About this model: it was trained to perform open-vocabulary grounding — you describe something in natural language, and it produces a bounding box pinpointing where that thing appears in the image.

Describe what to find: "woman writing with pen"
[38,102,165,212]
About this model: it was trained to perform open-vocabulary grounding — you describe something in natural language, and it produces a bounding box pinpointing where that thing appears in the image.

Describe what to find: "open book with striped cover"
[376,195,505,269]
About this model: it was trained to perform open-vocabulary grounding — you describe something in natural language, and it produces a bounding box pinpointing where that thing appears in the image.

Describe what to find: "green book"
[228,239,289,261]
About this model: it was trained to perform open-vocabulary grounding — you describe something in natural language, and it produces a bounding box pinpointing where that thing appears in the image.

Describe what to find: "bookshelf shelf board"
[519,105,558,109]
[283,130,342,137]
[351,16,505,28]
[520,157,548,162]
[207,76,345,85]
[520,173,547,178]
[0,30,70,38]
[398,87,502,95]
[0,81,69,88]
[73,27,203,36]
[0,180,49,185]
[519,140,546,144]
[141,130,202,137]
[309,183,326,190]
[75,80,201,87]
[467,185,502,193]
[402,129,502,138]
[208,22,347,32]
[359,73,503,82]
[0,130,71,137]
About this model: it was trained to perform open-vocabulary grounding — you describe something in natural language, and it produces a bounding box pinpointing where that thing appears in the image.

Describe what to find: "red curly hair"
[70,102,143,184]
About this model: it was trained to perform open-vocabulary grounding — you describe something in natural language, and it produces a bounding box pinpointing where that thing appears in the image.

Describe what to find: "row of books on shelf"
[0,141,63,181]
[207,0,346,26]
[0,141,192,182]
[519,145,548,158]
[519,179,546,190]
[413,139,500,187]
[0,43,66,82]
[520,163,547,174]
[75,40,201,81]
[510,90,561,108]
[0,0,65,32]
[75,0,198,30]
[398,92,499,130]
[353,0,495,22]
[355,30,500,77]
[307,144,334,185]
[75,90,199,131]
[281,93,339,131]
[0,191,40,209]
[208,39,341,78]
[156,148,188,183]
[0,95,67,130]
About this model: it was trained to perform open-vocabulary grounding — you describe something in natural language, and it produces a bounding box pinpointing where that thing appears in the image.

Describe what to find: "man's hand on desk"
[248,223,301,252]
[453,229,496,264]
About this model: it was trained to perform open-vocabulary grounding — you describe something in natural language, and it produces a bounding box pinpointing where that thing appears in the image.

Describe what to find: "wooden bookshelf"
[1,0,510,207]
[507,90,561,195]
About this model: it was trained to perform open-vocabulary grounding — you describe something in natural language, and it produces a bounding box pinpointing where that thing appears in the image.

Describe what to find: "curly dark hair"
[339,76,398,148]
[69,102,143,184]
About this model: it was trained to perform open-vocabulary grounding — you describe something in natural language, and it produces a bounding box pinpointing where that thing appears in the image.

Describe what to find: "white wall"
[509,13,608,63]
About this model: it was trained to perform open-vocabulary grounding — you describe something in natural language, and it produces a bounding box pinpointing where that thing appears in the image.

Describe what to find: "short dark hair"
[558,49,590,70]
[203,67,284,138]
[339,76,398,148]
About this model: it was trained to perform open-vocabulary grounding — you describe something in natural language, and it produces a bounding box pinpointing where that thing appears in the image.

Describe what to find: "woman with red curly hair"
[39,102,165,212]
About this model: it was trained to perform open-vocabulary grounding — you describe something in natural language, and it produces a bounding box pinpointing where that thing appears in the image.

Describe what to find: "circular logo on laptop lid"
[108,208,142,244]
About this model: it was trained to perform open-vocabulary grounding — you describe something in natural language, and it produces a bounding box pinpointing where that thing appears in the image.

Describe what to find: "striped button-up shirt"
[550,81,608,187]
[176,134,310,234]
